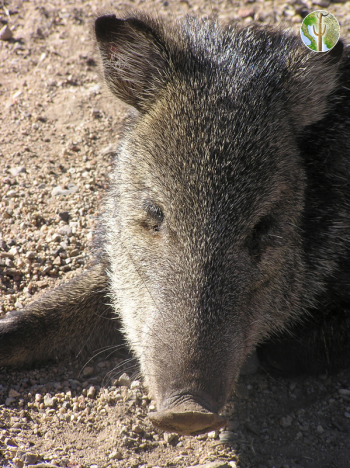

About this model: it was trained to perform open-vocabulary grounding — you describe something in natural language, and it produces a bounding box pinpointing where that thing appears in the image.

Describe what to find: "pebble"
[339,388,350,396]
[219,431,235,444]
[87,386,96,399]
[5,437,18,447]
[57,225,72,237]
[9,389,21,398]
[43,394,55,407]
[312,0,330,6]
[26,251,36,259]
[53,256,62,266]
[132,424,144,434]
[58,211,70,222]
[118,373,131,388]
[108,450,123,460]
[0,24,13,40]
[130,380,141,389]
[163,432,178,443]
[51,184,78,196]
[237,8,255,19]
[24,453,38,464]
[82,366,94,377]
[12,458,24,468]
[280,415,293,427]
[10,166,26,177]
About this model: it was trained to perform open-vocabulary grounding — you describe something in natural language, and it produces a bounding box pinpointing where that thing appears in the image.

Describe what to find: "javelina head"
[95,13,343,434]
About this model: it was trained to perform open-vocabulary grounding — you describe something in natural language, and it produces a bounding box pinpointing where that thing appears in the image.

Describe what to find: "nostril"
[148,399,227,435]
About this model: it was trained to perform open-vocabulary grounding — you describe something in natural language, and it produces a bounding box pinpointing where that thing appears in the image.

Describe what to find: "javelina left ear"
[95,15,169,112]
[288,39,344,130]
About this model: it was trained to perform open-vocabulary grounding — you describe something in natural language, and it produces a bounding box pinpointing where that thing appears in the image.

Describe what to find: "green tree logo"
[300,10,340,52]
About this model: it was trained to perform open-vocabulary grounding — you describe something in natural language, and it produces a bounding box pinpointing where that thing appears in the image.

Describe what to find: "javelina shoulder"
[1,13,350,435]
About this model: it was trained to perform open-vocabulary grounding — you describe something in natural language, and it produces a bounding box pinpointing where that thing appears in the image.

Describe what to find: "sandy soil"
[1,0,350,467]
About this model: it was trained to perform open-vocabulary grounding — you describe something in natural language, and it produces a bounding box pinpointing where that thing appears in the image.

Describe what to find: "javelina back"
[1,12,350,435]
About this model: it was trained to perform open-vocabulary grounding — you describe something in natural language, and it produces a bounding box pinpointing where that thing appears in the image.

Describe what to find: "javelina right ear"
[288,39,344,130]
[95,15,169,112]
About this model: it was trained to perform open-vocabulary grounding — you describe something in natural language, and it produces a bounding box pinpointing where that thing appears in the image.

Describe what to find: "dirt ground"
[1,0,350,467]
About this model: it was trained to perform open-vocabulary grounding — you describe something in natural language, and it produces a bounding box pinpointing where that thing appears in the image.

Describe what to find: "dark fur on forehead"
[95,11,343,132]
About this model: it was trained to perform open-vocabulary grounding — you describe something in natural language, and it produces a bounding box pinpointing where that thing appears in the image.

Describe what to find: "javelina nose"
[148,398,227,435]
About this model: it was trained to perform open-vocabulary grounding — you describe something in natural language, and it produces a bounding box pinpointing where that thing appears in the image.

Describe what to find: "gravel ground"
[1,0,350,467]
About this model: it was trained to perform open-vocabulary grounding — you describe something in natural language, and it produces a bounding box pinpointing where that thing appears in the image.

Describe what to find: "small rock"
[3,208,13,218]
[237,8,255,18]
[0,25,13,40]
[82,366,94,377]
[53,256,61,266]
[43,394,55,407]
[0,251,14,259]
[5,397,15,405]
[5,437,18,447]
[58,211,70,222]
[51,184,78,196]
[57,225,72,237]
[9,388,20,398]
[26,251,36,259]
[130,380,141,389]
[8,246,18,256]
[344,412,350,419]
[316,425,324,433]
[12,458,24,468]
[280,415,293,427]
[108,450,123,460]
[312,0,330,6]
[208,430,219,439]
[118,373,131,388]
[87,386,96,398]
[163,432,178,443]
[50,233,61,243]
[24,453,38,465]
[10,166,26,177]
[339,389,350,396]
[219,431,235,444]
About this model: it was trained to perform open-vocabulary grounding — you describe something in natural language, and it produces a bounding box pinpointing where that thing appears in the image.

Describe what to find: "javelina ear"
[95,15,169,112]
[289,40,344,129]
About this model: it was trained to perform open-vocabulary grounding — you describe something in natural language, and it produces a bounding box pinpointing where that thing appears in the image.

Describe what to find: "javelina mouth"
[148,396,227,435]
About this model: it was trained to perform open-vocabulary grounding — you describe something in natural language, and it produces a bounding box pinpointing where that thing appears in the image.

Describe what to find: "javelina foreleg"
[0,261,123,367]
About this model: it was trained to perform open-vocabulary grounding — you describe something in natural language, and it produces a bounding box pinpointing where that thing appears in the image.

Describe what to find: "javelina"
[1,12,350,436]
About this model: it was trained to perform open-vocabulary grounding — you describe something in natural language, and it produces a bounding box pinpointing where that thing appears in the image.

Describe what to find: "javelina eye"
[143,201,164,232]
[245,215,276,259]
